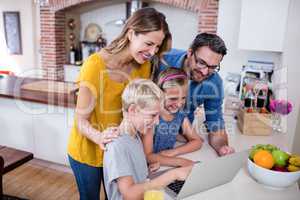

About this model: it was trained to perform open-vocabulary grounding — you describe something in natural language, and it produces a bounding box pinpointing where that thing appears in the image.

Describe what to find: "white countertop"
[163,125,300,200]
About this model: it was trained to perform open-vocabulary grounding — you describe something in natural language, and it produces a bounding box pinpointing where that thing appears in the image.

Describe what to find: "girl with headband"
[142,67,203,167]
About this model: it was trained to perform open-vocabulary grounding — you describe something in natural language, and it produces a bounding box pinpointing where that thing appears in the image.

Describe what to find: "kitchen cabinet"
[32,103,74,165]
[0,98,34,152]
[238,0,290,52]
[0,97,75,165]
[0,76,76,165]
[64,64,81,82]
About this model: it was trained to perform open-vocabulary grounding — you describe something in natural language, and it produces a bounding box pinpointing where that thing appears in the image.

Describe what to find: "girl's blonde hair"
[156,67,188,90]
[105,7,171,57]
[122,79,163,112]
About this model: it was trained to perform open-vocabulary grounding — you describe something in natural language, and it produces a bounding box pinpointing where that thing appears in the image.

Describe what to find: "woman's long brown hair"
[104,7,171,58]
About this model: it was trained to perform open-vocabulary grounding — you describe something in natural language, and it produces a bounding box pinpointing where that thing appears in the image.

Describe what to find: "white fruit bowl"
[247,158,300,188]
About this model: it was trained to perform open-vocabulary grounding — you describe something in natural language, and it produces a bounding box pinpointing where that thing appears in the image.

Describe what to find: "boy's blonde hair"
[122,79,163,111]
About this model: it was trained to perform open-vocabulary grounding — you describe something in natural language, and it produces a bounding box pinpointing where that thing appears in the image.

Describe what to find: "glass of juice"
[144,190,164,200]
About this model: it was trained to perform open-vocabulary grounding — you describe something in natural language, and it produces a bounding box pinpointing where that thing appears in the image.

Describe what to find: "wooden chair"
[0,146,33,199]
[0,156,4,197]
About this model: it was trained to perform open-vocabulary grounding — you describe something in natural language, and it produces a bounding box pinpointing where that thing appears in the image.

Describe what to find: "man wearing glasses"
[157,33,235,156]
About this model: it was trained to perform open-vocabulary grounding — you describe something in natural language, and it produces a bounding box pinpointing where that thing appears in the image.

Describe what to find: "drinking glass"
[144,190,164,200]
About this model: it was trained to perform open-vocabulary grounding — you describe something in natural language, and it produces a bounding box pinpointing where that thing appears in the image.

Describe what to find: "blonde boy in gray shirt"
[103,79,192,200]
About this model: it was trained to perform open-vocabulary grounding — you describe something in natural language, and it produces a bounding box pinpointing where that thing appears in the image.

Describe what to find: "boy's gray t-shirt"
[103,133,148,200]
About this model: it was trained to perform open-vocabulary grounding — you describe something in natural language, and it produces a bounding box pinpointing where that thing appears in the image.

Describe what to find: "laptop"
[150,150,249,200]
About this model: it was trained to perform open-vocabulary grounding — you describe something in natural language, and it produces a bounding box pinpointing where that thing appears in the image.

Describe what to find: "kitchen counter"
[0,76,77,165]
[0,75,77,108]
[163,126,300,199]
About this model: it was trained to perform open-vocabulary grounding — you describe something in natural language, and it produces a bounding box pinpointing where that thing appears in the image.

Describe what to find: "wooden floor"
[2,159,79,200]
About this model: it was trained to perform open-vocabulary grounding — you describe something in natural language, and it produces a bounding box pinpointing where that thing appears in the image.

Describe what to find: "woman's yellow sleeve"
[76,54,101,98]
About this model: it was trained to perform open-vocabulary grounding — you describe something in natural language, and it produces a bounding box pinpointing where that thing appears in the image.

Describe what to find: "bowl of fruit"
[248,144,300,188]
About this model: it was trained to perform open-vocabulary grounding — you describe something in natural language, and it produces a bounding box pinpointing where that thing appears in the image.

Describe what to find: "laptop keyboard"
[167,180,185,194]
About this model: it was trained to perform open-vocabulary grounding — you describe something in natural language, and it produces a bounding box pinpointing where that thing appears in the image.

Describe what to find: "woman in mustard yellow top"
[67,8,171,200]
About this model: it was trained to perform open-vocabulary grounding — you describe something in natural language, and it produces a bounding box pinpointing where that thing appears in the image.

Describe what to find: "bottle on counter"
[257,89,266,108]
[75,43,82,66]
[69,46,75,65]
[244,88,255,112]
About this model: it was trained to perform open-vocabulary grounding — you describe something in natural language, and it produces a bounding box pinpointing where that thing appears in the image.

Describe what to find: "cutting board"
[21,80,78,94]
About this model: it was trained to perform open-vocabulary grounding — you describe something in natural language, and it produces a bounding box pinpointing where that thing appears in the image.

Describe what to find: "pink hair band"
[160,74,187,84]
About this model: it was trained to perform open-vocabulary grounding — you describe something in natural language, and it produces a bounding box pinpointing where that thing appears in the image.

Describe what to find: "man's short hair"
[190,33,227,56]
[122,79,162,111]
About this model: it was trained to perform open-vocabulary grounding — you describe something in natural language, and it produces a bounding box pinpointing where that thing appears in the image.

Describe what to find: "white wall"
[80,2,198,50]
[80,3,126,44]
[0,0,40,77]
[217,0,281,79]
[150,2,198,49]
[281,0,300,151]
[238,0,289,52]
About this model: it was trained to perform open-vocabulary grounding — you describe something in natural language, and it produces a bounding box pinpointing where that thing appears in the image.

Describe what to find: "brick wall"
[198,0,219,33]
[152,0,219,33]
[40,6,66,80]
[40,0,219,80]
[48,0,94,11]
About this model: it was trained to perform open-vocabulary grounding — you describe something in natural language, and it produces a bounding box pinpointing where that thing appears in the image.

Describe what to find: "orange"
[253,150,274,169]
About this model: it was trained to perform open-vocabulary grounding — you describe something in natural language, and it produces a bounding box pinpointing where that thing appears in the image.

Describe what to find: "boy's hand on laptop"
[173,165,193,181]
[149,162,160,173]
[97,127,119,150]
[218,145,235,156]
[160,149,178,157]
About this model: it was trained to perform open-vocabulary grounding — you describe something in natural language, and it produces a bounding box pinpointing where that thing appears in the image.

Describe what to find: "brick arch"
[48,0,218,33]
[152,0,208,12]
[151,0,219,33]
[48,0,95,12]
[40,0,219,80]
[48,0,212,13]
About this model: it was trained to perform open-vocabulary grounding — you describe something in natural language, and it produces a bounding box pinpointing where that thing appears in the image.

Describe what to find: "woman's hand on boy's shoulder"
[95,127,119,150]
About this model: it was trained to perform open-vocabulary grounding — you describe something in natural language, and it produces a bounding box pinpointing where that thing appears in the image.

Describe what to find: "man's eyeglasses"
[193,53,220,72]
